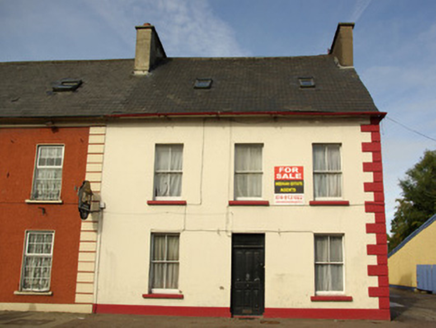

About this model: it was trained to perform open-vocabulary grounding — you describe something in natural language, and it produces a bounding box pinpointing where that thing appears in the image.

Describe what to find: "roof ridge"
[388,213,436,258]
[166,54,331,61]
[0,54,333,66]
[0,58,133,65]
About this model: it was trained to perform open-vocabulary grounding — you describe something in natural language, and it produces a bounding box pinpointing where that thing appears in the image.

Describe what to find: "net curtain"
[154,145,183,197]
[313,145,341,198]
[152,234,179,289]
[315,236,343,291]
[235,145,262,198]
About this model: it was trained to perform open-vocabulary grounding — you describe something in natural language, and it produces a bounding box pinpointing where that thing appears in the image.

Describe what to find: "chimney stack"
[134,23,166,75]
[329,23,355,67]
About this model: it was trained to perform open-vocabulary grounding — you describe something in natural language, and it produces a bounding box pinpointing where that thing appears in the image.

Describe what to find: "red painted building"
[0,127,90,312]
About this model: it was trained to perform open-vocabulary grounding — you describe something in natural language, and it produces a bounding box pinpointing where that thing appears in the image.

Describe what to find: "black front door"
[231,234,265,316]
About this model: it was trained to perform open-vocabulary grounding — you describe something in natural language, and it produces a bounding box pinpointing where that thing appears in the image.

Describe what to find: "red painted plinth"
[94,304,231,317]
[264,308,390,320]
[93,304,390,320]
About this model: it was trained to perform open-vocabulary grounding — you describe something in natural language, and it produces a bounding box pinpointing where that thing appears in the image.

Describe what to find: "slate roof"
[0,55,379,119]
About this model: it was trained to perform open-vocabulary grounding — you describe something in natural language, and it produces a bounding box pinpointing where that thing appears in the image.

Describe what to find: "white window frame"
[149,233,180,294]
[234,144,263,200]
[314,234,345,295]
[153,144,183,200]
[31,145,64,200]
[20,231,55,292]
[312,143,342,200]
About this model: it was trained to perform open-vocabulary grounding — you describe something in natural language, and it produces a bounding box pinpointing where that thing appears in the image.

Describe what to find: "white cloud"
[361,61,436,136]
[85,0,249,57]
[417,21,436,55]
[349,0,372,23]
[362,65,436,101]
[81,0,137,49]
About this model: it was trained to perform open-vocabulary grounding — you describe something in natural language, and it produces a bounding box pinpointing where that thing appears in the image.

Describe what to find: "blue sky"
[1,0,436,232]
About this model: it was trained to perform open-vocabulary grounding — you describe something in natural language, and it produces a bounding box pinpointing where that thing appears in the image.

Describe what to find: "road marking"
[390,302,405,308]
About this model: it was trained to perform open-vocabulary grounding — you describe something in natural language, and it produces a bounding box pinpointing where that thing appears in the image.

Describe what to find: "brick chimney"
[329,23,355,67]
[134,23,166,75]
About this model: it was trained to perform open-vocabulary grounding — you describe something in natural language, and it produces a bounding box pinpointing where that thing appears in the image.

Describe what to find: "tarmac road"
[1,288,436,328]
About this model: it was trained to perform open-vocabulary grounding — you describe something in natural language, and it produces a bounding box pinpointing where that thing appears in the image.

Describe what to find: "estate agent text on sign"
[274,166,304,205]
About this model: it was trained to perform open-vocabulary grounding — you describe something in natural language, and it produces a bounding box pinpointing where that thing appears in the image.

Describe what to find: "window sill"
[14,291,53,296]
[229,200,270,206]
[142,293,184,299]
[309,200,349,206]
[311,295,353,302]
[147,200,187,206]
[25,199,63,204]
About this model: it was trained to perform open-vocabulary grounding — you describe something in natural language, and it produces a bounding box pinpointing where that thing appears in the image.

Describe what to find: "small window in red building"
[31,145,64,200]
[20,231,54,292]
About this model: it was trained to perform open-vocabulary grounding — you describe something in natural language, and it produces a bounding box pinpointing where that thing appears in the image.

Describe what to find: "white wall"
[96,117,378,309]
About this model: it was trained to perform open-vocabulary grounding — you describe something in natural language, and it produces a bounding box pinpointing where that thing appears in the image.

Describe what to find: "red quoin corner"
[361,118,390,320]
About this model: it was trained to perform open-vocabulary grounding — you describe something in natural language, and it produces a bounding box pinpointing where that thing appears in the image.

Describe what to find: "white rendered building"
[90,23,390,320]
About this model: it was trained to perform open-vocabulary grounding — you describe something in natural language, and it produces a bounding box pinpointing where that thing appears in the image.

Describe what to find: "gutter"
[107,111,387,120]
[0,111,387,125]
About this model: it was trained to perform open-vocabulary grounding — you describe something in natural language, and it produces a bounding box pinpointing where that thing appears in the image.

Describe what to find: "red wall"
[0,127,89,304]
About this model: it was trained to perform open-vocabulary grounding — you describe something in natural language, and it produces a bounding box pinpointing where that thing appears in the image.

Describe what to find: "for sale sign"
[274,166,304,205]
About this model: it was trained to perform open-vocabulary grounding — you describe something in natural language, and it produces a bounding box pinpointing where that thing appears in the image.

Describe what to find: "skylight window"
[298,77,315,88]
[194,78,213,89]
[52,79,83,92]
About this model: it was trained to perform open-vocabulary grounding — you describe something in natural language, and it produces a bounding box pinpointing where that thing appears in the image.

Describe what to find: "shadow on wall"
[398,273,414,288]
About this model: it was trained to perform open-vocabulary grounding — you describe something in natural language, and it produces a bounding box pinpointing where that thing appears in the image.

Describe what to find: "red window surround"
[142,293,184,299]
[311,295,353,302]
[309,200,350,206]
[147,200,187,206]
[228,200,270,206]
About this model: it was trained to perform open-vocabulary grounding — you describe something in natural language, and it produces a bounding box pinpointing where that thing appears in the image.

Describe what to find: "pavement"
[1,288,436,328]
